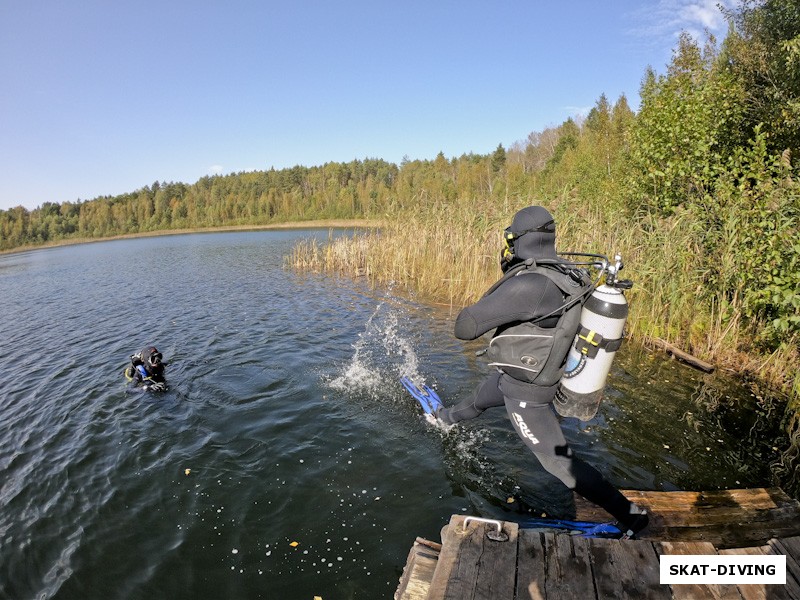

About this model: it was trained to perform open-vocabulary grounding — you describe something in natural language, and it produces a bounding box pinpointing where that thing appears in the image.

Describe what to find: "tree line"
[0,159,399,248]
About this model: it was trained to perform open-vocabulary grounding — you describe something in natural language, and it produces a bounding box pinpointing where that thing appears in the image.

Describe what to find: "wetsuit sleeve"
[126,371,147,393]
[454,273,565,340]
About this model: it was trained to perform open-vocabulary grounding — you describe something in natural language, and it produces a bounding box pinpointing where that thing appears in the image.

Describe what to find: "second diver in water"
[124,346,168,393]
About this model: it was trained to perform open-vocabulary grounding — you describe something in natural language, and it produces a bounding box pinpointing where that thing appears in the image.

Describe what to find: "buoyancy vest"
[123,351,164,384]
[486,260,592,385]
[123,363,151,381]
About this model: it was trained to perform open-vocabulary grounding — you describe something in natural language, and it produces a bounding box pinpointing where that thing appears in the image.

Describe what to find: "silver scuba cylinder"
[554,255,632,421]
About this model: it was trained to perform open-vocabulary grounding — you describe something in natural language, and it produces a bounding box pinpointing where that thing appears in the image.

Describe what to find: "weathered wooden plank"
[589,539,670,600]
[657,540,742,600]
[658,540,718,554]
[719,546,791,600]
[514,530,548,600]
[426,515,518,600]
[394,539,440,600]
[575,488,797,519]
[719,546,798,600]
[642,502,799,524]
[574,488,800,547]
[415,536,443,552]
[543,533,596,600]
[769,536,800,591]
[655,521,800,549]
[427,524,458,600]
[636,488,787,507]
[719,545,770,556]
[771,536,800,562]
[649,504,800,525]
[471,520,518,600]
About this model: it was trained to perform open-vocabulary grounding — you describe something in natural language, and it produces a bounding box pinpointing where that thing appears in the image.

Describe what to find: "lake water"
[0,230,787,599]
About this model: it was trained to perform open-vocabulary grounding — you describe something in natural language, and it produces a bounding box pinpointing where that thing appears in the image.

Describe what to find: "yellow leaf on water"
[506,497,514,503]
[289,541,299,547]
[314,596,323,600]
[184,469,191,476]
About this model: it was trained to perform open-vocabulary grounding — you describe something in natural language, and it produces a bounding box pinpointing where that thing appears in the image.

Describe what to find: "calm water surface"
[0,230,786,599]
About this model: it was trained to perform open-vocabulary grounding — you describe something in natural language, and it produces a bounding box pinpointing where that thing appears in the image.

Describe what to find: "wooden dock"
[395,488,800,600]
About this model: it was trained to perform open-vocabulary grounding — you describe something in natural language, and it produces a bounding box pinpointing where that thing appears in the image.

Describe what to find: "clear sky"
[0,0,733,211]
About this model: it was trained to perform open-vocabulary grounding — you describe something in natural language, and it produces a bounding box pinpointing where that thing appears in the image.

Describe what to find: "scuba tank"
[124,351,144,380]
[554,255,632,421]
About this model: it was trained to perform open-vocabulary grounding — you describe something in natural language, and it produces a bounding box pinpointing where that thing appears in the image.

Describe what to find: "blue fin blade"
[517,517,622,538]
[400,376,443,415]
[578,522,623,538]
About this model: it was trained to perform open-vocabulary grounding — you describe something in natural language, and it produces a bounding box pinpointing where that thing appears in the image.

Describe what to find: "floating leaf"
[184,469,191,476]
[289,541,299,547]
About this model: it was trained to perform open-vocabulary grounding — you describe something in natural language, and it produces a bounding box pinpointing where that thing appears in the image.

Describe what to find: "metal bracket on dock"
[463,516,509,542]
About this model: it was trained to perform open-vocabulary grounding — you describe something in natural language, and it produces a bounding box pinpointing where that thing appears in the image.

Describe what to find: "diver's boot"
[617,506,649,540]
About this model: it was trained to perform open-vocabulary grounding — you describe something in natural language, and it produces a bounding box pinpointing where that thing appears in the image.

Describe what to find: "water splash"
[328,300,424,399]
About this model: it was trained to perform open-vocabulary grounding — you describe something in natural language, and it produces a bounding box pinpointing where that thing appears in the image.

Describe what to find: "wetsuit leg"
[503,397,639,527]
[438,370,505,425]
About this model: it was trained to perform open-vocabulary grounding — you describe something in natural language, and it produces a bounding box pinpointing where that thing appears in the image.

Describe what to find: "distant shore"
[0,219,382,256]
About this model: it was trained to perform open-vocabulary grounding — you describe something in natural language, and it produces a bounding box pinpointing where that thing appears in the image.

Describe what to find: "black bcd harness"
[486,259,593,386]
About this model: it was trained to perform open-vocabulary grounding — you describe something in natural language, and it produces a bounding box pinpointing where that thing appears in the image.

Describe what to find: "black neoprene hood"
[509,206,558,261]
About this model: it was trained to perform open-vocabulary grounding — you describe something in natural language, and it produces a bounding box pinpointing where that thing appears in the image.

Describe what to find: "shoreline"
[0,219,382,256]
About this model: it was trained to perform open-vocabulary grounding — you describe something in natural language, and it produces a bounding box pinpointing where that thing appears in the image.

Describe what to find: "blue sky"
[0,0,733,211]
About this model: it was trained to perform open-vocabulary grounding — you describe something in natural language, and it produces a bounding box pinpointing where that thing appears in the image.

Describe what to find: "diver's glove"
[147,381,167,392]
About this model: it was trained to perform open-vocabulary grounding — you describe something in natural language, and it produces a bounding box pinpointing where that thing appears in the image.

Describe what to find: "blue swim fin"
[400,376,443,416]
[517,516,622,538]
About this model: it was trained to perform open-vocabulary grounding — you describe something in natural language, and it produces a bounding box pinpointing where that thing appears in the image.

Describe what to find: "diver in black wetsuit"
[436,205,649,539]
[125,346,168,393]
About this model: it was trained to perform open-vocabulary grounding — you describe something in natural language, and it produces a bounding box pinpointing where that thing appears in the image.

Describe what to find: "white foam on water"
[328,300,424,399]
